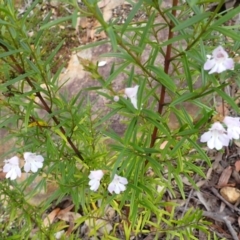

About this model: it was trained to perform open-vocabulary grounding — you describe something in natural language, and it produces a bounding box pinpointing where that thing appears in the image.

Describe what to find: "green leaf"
[26,59,40,73]
[0,49,21,58]
[138,10,155,52]
[187,138,211,166]
[40,15,72,30]
[182,54,193,91]
[106,26,117,52]
[147,65,176,91]
[101,52,134,62]
[74,39,109,51]
[214,88,239,113]
[124,117,138,144]
[22,0,40,21]
[212,26,240,41]
[160,34,191,47]
[211,5,240,27]
[104,61,130,87]
[45,39,65,65]
[170,92,197,106]
[145,116,170,136]
[172,12,211,31]
[1,71,34,88]
[121,0,143,35]
[93,108,120,128]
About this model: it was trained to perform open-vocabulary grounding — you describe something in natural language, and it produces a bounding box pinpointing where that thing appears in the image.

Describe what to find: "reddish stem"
[149,0,178,150]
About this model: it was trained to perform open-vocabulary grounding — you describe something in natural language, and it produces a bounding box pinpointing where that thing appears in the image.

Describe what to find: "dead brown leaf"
[43,208,61,227]
[160,140,168,150]
[235,160,240,172]
[217,166,232,188]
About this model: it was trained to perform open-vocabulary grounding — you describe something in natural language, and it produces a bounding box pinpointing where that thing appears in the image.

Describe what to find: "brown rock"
[220,187,240,204]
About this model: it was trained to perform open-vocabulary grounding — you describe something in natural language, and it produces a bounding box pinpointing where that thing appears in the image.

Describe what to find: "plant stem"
[149,0,178,152]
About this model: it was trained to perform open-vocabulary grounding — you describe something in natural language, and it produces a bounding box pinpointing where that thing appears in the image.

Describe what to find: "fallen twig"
[210,187,240,214]
[223,216,238,240]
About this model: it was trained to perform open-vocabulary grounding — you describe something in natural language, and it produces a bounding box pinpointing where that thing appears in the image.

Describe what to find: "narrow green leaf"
[1,71,34,88]
[214,88,239,113]
[174,173,185,198]
[74,39,109,51]
[106,27,117,52]
[0,49,21,58]
[104,61,130,87]
[138,11,155,51]
[22,0,40,21]
[145,117,169,136]
[212,26,240,41]
[147,65,176,91]
[121,0,143,35]
[182,54,193,91]
[101,52,134,62]
[93,108,120,128]
[170,92,197,106]
[160,34,191,47]
[187,138,211,165]
[172,12,211,31]
[124,117,137,144]
[40,15,72,30]
[26,59,40,73]
[177,129,198,136]
[45,39,65,65]
[211,5,240,27]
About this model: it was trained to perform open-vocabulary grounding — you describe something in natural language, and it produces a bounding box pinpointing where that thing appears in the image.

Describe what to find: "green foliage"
[0,0,239,238]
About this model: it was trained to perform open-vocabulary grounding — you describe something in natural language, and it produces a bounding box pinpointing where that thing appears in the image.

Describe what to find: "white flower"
[200,122,230,150]
[108,174,128,194]
[113,96,119,102]
[88,170,104,191]
[124,85,139,109]
[23,152,44,173]
[3,156,21,180]
[223,116,240,140]
[204,46,234,74]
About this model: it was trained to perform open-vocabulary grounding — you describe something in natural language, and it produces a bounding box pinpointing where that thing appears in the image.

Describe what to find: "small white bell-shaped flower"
[200,122,230,150]
[204,46,234,74]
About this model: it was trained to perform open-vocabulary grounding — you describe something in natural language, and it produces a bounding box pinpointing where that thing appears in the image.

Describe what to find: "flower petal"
[124,85,139,98]
[200,132,211,143]
[204,59,216,70]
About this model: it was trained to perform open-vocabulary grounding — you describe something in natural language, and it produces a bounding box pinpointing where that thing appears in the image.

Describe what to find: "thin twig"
[210,187,240,214]
[0,43,85,161]
[223,216,239,240]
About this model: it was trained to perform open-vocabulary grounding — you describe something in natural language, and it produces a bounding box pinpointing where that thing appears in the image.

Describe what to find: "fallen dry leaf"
[217,166,232,188]
[160,140,168,150]
[43,208,61,227]
[220,187,240,204]
[57,211,82,222]
[235,160,240,172]
[57,204,74,216]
